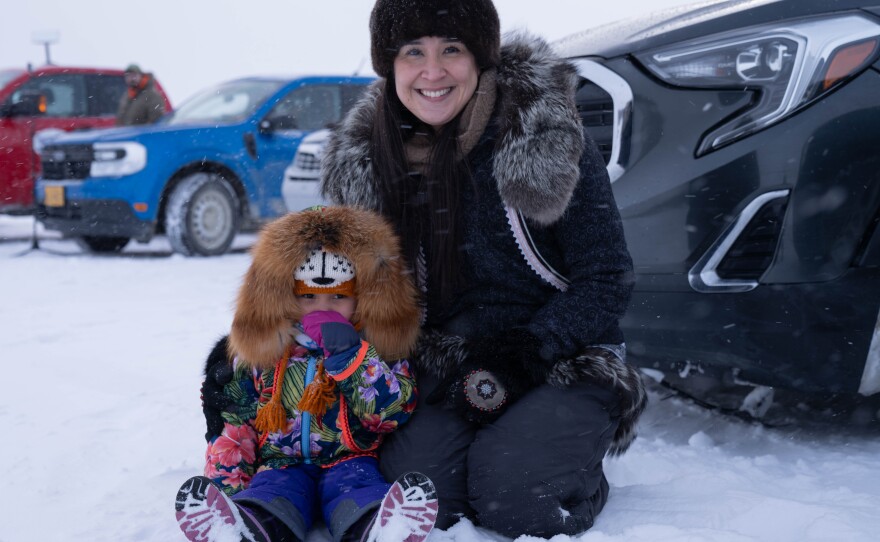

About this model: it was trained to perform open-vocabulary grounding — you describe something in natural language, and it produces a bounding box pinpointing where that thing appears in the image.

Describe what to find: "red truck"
[0,65,171,213]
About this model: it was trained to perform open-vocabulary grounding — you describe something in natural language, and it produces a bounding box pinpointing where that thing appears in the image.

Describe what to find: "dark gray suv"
[557,0,880,399]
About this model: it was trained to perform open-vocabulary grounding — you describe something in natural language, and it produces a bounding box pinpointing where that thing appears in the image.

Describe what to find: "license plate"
[44,185,65,207]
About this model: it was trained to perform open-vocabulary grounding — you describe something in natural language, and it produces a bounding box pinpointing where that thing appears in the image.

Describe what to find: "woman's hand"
[426,328,551,424]
[432,362,510,424]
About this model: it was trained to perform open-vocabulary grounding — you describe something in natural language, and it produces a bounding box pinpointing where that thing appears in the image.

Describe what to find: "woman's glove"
[201,336,235,441]
[426,328,552,424]
[301,311,361,372]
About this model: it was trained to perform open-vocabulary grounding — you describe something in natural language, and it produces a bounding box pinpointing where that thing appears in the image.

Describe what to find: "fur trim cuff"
[413,329,468,379]
[548,348,648,456]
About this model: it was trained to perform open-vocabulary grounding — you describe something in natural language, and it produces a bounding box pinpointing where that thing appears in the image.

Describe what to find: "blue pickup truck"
[35,75,372,255]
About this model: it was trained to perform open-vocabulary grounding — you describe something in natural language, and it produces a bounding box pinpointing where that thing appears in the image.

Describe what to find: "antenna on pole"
[32,30,60,66]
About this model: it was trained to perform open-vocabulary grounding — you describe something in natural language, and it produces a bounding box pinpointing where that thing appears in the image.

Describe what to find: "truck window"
[167,80,282,125]
[266,85,341,131]
[86,74,126,116]
[10,74,87,117]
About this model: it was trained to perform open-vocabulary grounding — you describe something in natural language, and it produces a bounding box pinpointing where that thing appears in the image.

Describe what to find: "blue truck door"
[252,84,348,218]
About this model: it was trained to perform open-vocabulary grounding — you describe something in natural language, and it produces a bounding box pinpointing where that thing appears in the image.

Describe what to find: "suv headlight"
[89,142,147,177]
[636,14,880,155]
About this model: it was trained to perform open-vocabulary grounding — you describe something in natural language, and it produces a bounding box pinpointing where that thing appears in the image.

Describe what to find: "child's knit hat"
[293,248,357,298]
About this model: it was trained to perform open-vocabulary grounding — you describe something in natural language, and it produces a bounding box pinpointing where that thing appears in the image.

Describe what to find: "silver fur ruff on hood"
[320,32,645,456]
[321,31,585,226]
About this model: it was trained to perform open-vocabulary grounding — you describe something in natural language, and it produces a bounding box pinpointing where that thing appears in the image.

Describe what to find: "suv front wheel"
[165,173,240,256]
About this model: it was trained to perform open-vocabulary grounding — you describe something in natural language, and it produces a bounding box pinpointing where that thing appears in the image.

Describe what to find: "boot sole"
[362,472,439,542]
[174,475,266,542]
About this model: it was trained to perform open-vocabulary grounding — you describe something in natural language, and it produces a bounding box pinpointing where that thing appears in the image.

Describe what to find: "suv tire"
[165,173,239,256]
[75,235,130,253]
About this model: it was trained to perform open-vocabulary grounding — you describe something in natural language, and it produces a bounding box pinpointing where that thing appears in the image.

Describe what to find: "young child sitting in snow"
[174,206,437,542]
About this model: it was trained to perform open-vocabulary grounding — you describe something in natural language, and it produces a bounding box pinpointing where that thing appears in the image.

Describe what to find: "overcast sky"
[2,0,699,104]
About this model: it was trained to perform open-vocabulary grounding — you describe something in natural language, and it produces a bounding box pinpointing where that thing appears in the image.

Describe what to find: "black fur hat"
[369,0,501,78]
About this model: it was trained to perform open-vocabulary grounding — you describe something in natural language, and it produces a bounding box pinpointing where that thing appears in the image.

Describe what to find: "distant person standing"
[116,64,166,126]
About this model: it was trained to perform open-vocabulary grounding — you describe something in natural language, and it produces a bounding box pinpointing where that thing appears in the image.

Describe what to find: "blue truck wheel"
[165,173,240,256]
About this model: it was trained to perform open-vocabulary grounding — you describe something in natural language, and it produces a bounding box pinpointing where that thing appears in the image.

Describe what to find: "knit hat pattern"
[369,0,501,78]
[294,248,356,297]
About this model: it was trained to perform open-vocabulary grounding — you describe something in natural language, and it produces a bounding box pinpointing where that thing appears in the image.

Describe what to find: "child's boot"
[360,472,438,542]
[175,475,270,542]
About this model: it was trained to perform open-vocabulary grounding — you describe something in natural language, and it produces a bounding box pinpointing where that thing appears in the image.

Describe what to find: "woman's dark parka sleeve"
[527,131,635,360]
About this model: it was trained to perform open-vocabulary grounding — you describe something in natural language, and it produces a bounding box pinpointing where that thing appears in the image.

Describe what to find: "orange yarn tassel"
[297,360,337,419]
[255,353,289,435]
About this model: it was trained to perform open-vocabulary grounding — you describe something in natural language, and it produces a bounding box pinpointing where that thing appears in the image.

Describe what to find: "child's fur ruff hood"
[228,206,421,369]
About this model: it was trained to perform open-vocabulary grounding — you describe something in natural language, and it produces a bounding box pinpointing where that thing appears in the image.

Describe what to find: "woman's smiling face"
[393,36,479,129]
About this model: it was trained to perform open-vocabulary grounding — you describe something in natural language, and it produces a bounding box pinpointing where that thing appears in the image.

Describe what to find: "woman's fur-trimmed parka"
[228,206,421,369]
[321,33,645,456]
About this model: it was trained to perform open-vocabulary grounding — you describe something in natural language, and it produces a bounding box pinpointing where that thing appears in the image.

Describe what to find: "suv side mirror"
[259,115,298,134]
[2,92,48,117]
[259,118,275,134]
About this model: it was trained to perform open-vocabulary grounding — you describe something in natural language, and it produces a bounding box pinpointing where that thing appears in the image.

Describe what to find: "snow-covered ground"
[1,215,879,542]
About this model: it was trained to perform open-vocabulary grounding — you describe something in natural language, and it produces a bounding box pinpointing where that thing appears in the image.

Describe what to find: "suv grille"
[41,145,93,180]
[294,151,321,171]
[575,79,614,165]
[716,197,789,280]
